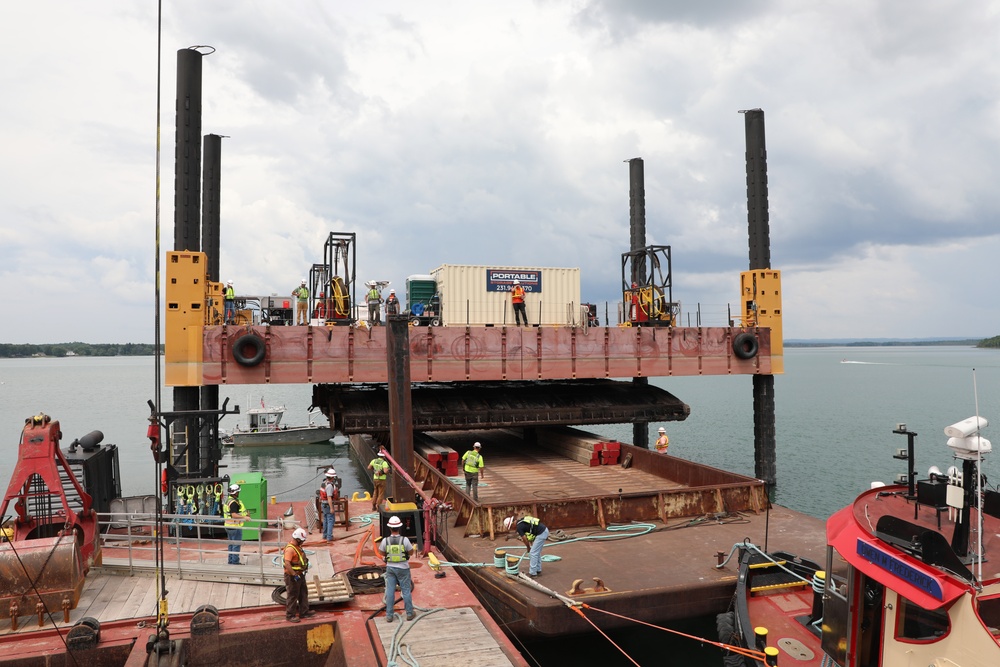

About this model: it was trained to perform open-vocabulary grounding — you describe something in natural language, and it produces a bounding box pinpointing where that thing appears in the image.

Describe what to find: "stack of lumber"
[537,430,622,467]
[416,442,459,476]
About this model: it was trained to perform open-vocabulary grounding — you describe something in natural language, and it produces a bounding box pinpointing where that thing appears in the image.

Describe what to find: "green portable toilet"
[230,471,267,540]
[406,274,437,314]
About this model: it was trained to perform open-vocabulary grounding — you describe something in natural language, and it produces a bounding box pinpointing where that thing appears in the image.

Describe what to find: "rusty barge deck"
[352,429,825,638]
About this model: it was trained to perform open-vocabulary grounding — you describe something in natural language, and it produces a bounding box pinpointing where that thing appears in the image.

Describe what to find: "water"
[3,346,999,665]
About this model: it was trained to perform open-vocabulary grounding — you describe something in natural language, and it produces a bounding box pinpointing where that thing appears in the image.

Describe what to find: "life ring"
[732,332,759,360]
[233,333,266,367]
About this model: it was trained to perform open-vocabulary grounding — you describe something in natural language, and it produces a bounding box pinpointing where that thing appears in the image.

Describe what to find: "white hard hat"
[503,516,515,530]
[292,527,307,541]
[378,451,386,457]
[228,483,240,493]
[227,280,233,285]
[513,279,520,285]
[473,442,481,449]
[658,427,666,433]
[387,516,403,528]
[325,468,336,477]
[301,278,306,283]
[390,289,395,293]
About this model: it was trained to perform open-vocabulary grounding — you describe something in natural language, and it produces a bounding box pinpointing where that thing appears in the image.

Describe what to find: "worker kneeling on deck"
[504,515,549,578]
[462,442,484,501]
[379,515,415,622]
[283,527,315,623]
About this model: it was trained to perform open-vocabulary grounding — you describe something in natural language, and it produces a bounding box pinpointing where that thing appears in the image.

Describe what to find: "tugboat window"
[896,595,949,641]
[977,596,1000,638]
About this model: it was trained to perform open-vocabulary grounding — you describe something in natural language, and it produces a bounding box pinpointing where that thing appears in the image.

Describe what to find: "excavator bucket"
[0,414,101,621]
[0,535,84,618]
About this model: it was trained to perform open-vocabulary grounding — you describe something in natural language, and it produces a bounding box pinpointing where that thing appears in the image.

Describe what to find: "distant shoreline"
[785,339,985,348]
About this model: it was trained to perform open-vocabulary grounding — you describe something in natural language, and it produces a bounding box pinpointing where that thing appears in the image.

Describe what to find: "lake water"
[3,346,999,665]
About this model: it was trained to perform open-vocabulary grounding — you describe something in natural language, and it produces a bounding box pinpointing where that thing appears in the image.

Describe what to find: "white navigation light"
[944,416,989,438]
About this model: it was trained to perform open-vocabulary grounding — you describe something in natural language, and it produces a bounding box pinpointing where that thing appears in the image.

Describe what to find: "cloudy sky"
[3,1,1000,344]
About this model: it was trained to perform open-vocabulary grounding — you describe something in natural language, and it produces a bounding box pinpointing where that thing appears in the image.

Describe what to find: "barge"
[350,427,827,639]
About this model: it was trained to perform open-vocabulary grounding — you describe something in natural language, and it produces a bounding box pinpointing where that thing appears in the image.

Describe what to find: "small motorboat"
[718,415,1000,666]
[223,402,335,447]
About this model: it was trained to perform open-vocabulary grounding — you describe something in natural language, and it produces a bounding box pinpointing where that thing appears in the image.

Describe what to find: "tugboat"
[719,416,1000,666]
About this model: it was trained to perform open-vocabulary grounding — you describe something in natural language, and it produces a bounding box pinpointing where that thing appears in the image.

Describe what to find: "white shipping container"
[430,264,581,327]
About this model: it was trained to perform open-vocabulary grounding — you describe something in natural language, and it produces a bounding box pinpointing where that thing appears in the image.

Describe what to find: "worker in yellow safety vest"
[655,427,669,454]
[504,514,550,578]
[461,442,484,501]
[283,527,314,623]
[223,483,248,565]
[378,515,415,622]
[224,280,236,323]
[368,451,390,511]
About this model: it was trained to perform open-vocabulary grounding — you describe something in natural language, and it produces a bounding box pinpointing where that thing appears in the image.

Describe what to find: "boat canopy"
[827,505,969,610]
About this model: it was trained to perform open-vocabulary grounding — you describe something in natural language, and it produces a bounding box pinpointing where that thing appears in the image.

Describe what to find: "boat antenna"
[973,368,984,582]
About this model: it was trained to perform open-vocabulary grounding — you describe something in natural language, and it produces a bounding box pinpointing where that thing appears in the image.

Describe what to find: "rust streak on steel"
[197,325,771,386]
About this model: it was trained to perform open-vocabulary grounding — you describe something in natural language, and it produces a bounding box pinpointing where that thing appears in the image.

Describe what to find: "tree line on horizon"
[0,342,161,358]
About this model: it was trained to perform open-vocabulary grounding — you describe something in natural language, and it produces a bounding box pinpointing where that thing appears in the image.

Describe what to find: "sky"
[3,1,1000,344]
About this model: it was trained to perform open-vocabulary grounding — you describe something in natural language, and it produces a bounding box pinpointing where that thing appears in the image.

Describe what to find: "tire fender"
[233,333,266,367]
[732,332,759,360]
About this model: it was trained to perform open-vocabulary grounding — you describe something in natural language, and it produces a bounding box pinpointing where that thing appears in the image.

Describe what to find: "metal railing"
[97,511,294,585]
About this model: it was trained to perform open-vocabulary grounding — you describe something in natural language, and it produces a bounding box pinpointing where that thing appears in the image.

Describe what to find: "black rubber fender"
[715,611,745,667]
[732,332,759,360]
[232,333,266,367]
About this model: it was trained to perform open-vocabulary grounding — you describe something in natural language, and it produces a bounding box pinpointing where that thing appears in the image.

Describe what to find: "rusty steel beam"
[194,325,771,386]
[315,379,690,434]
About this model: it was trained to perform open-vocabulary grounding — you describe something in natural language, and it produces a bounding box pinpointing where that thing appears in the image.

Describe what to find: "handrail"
[96,511,290,584]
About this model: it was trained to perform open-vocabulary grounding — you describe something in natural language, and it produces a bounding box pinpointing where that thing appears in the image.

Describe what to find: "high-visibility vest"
[462,450,483,474]
[286,543,308,572]
[223,497,247,528]
[371,458,389,480]
[224,286,235,300]
[512,286,525,303]
[384,535,410,563]
[519,516,542,541]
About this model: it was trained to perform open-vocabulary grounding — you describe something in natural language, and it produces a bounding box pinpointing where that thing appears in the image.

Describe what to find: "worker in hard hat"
[654,427,669,454]
[223,483,248,565]
[379,515,415,622]
[292,278,309,325]
[224,280,236,324]
[461,442,484,501]
[320,468,339,542]
[367,282,383,326]
[283,527,315,622]
[368,450,390,511]
[511,279,527,326]
[385,289,400,317]
[504,514,549,577]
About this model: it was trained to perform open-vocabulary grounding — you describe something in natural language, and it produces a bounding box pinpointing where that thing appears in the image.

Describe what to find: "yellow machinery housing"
[740,269,783,374]
[166,251,218,387]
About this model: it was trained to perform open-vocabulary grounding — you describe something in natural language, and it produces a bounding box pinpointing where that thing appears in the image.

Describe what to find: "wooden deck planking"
[81,573,131,623]
[373,607,515,667]
[118,575,156,620]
